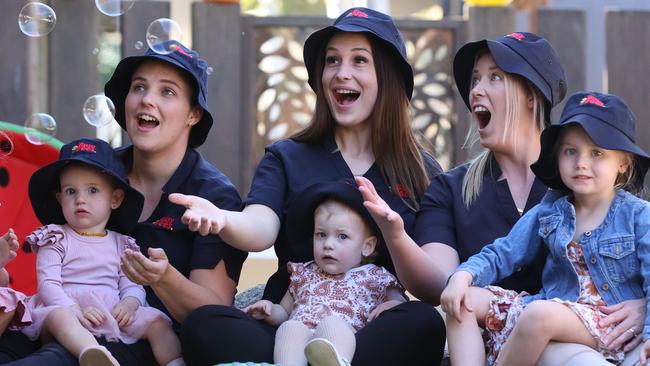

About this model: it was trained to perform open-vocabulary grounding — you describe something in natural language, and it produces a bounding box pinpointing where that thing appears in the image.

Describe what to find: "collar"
[118,146,197,194]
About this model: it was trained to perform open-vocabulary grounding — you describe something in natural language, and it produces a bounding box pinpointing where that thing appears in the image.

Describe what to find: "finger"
[600,308,627,327]
[642,349,647,364]
[623,334,642,352]
[188,217,201,232]
[210,222,221,235]
[147,247,167,261]
[85,312,102,326]
[78,316,93,329]
[168,193,191,207]
[199,217,210,236]
[124,315,135,328]
[607,324,635,350]
[600,302,624,315]
[121,258,148,284]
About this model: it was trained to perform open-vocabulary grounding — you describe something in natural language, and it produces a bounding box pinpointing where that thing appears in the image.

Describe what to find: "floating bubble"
[92,48,100,55]
[134,41,143,50]
[82,95,115,127]
[0,131,14,158]
[206,67,213,75]
[95,0,135,17]
[18,2,56,37]
[146,18,183,55]
[24,113,57,145]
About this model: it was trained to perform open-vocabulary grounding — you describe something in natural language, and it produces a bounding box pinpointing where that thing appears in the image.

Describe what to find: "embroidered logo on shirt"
[347,9,369,18]
[506,32,525,41]
[392,184,410,198]
[580,95,605,107]
[153,217,174,230]
[71,142,97,154]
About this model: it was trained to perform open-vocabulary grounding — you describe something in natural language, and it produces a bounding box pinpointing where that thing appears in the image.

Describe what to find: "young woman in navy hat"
[0,42,246,365]
[440,91,650,365]
[172,7,446,365]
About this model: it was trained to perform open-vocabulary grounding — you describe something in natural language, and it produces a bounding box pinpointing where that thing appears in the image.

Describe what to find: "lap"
[537,341,641,366]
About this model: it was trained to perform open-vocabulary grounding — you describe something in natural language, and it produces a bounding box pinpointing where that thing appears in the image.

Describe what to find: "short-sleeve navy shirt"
[413,155,548,293]
[245,135,442,303]
[119,146,247,325]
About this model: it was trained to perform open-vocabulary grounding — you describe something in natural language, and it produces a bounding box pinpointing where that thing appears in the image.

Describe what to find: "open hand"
[242,300,273,321]
[0,228,19,269]
[112,297,140,328]
[355,177,404,237]
[121,247,170,286]
[600,298,645,351]
[169,193,226,236]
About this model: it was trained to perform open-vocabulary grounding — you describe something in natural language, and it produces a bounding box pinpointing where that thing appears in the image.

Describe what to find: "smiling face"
[124,60,202,155]
[558,125,630,202]
[312,200,377,275]
[321,32,378,130]
[56,164,124,235]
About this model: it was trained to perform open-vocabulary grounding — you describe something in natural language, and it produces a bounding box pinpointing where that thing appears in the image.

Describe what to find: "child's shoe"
[304,338,351,366]
[79,345,120,366]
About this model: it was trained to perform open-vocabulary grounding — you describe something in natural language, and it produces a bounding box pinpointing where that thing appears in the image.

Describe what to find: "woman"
[173,7,446,365]
[0,41,247,365]
[366,32,644,365]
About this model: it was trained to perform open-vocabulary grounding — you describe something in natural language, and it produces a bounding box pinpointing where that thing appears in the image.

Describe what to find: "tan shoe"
[79,345,120,366]
[304,338,351,366]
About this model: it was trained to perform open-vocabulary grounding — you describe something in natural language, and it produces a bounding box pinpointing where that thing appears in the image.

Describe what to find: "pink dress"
[288,261,402,331]
[484,241,624,365]
[0,287,31,328]
[20,224,170,344]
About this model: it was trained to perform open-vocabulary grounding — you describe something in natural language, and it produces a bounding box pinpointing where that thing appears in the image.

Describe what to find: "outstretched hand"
[121,247,170,286]
[168,193,226,236]
[242,300,273,321]
[355,176,404,238]
[0,228,19,269]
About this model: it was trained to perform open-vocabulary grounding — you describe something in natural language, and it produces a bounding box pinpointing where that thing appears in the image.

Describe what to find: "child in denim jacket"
[434,92,650,365]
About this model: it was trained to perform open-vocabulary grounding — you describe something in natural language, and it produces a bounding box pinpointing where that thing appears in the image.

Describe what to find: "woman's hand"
[120,247,170,286]
[168,193,226,236]
[440,271,474,322]
[242,300,273,321]
[355,177,404,238]
[600,298,645,351]
[640,339,650,365]
[112,296,140,328]
[0,228,19,269]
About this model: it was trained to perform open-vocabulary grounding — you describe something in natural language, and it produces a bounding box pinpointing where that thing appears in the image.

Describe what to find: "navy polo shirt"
[413,155,548,293]
[245,134,442,303]
[118,146,247,325]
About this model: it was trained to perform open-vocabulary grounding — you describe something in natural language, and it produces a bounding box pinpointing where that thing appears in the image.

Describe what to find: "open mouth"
[334,89,360,105]
[473,105,491,129]
[137,114,160,128]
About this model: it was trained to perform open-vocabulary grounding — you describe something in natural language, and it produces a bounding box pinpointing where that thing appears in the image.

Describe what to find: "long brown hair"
[292,33,430,210]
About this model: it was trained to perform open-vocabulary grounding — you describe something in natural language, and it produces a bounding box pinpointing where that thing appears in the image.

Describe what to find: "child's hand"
[440,271,474,322]
[368,300,402,322]
[79,305,106,327]
[242,300,273,320]
[640,339,650,365]
[168,193,226,236]
[0,229,19,269]
[112,297,140,328]
[355,177,404,238]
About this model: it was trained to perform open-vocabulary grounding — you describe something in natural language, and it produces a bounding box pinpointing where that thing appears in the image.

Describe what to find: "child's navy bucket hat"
[303,7,414,100]
[531,91,650,192]
[453,32,567,123]
[287,180,382,260]
[104,41,212,148]
[28,138,144,235]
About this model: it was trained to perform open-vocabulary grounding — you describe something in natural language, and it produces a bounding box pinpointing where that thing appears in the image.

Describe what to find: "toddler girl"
[438,92,650,365]
[243,181,404,366]
[0,228,31,333]
[21,138,183,366]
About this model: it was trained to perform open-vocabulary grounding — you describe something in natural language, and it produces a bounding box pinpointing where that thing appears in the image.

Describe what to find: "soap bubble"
[24,113,57,145]
[82,95,116,127]
[0,131,14,158]
[95,0,135,17]
[18,2,56,37]
[146,18,183,55]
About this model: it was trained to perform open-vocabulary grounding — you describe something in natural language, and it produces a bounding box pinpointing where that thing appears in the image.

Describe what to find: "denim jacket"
[457,189,650,340]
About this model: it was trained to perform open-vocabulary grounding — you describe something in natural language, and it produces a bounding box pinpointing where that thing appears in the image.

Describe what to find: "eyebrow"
[326,46,372,54]
[473,66,501,73]
[131,76,183,89]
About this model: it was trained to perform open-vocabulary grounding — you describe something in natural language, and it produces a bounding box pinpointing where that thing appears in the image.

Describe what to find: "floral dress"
[484,241,625,365]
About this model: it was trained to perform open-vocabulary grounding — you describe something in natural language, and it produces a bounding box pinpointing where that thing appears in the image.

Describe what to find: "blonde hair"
[461,74,546,208]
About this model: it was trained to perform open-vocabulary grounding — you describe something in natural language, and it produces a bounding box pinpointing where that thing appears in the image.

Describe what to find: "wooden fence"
[0,1,649,193]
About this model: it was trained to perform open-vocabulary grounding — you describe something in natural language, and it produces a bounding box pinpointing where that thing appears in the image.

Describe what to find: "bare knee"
[144,317,173,338]
[516,301,552,334]
[44,307,76,329]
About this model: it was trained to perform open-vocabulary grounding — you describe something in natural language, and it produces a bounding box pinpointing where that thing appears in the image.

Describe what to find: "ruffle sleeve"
[118,234,141,254]
[25,224,66,254]
[116,233,146,305]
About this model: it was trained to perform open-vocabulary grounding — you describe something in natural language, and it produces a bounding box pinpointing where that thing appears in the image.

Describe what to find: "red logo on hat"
[174,46,192,58]
[347,9,369,18]
[506,32,525,41]
[580,95,605,107]
[153,217,175,230]
[72,142,97,154]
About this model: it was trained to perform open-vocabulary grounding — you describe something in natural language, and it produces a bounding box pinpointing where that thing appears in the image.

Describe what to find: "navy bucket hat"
[29,138,144,235]
[104,41,212,148]
[454,32,567,123]
[303,7,414,100]
[531,92,650,192]
[287,180,382,250]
